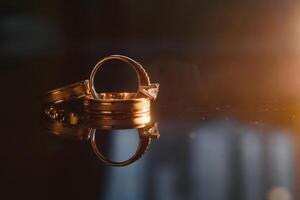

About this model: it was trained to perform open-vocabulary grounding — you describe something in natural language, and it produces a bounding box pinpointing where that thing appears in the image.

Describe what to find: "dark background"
[1,1,300,200]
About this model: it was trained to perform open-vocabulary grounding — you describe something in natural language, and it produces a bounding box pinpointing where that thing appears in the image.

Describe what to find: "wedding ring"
[85,55,159,127]
[89,55,159,100]
[83,92,151,129]
[90,122,159,167]
[42,80,89,105]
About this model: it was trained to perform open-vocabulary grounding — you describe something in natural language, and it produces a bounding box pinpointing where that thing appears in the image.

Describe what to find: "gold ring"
[42,80,89,105]
[88,55,159,100]
[83,92,152,129]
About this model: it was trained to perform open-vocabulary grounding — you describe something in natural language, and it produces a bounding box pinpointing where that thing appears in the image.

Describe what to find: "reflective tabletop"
[2,1,300,200]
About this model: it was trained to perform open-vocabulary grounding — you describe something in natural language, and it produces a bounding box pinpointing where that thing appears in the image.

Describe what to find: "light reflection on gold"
[42,107,159,166]
[140,114,151,124]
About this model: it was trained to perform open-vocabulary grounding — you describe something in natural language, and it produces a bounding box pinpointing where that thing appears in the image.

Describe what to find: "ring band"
[83,92,152,129]
[89,55,159,100]
[42,80,89,105]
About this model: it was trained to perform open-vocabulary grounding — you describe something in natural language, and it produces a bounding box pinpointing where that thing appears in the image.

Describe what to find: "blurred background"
[2,0,300,200]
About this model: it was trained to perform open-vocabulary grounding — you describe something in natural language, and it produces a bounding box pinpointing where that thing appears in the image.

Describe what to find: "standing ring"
[88,55,159,100]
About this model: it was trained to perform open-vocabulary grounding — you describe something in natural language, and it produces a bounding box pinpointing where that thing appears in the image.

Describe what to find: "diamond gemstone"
[140,83,159,99]
[147,88,158,99]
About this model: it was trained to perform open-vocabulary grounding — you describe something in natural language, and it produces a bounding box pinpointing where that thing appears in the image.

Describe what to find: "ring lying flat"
[84,92,151,129]
[42,80,89,105]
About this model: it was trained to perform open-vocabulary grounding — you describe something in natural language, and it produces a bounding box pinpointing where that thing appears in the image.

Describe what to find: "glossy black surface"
[2,1,300,199]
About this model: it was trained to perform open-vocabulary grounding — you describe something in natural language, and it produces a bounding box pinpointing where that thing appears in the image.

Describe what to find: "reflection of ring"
[42,80,89,105]
[88,55,159,100]
[90,123,159,167]
[43,108,90,140]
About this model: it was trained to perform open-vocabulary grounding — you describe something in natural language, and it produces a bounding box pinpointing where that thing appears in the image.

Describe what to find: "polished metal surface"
[42,80,89,105]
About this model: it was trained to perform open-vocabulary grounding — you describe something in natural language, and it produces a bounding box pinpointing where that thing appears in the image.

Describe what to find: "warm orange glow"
[140,115,151,124]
